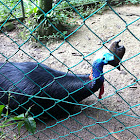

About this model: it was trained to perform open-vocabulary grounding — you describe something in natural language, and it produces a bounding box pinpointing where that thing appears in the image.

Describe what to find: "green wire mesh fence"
[0,0,140,139]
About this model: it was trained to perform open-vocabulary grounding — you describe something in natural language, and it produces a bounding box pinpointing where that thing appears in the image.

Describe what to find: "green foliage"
[0,0,23,22]
[19,1,105,42]
[0,105,36,138]
[0,105,5,119]
[19,9,75,42]
[0,0,140,22]
[1,0,140,42]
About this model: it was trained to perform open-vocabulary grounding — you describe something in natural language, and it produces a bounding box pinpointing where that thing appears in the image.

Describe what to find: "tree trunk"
[37,0,52,14]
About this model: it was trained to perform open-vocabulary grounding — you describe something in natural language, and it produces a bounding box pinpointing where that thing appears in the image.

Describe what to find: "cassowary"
[0,43,125,119]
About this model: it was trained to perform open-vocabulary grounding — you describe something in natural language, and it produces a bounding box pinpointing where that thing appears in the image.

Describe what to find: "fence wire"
[0,0,140,140]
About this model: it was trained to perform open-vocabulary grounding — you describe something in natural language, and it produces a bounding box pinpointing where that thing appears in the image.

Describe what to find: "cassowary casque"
[0,41,125,119]
[108,40,125,70]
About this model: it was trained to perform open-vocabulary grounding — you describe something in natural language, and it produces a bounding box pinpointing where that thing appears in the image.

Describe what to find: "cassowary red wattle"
[0,50,118,119]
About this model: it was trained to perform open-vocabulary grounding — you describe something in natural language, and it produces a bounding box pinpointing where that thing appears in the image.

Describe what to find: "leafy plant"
[0,105,36,139]
[19,9,75,43]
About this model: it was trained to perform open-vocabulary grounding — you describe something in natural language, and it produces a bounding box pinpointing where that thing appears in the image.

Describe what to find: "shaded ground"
[0,5,140,140]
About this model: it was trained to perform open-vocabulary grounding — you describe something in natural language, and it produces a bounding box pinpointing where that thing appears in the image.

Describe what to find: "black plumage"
[0,62,101,118]
[0,46,125,119]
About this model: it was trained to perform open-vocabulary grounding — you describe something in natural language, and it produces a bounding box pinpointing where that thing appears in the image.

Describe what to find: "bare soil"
[0,5,140,140]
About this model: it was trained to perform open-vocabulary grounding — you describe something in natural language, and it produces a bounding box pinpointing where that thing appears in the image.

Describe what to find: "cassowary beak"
[108,40,125,70]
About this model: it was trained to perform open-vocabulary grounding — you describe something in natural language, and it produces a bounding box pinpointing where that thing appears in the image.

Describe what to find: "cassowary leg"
[98,84,104,99]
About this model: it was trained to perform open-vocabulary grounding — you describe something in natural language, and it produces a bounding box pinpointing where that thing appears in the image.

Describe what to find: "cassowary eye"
[103,57,105,60]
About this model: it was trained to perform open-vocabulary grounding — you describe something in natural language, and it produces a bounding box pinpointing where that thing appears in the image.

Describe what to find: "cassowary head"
[90,43,125,99]
[90,50,116,99]
[91,50,115,79]
[93,40,125,70]
[90,41,125,99]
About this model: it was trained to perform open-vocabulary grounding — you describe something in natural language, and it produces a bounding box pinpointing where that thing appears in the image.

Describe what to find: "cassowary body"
[0,51,114,119]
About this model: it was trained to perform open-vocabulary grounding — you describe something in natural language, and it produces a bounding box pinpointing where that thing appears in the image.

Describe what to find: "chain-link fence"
[0,0,140,139]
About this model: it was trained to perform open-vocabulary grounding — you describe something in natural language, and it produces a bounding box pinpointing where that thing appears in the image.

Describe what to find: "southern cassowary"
[0,44,124,119]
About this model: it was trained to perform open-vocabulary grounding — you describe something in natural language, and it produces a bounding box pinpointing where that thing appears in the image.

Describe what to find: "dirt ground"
[0,5,140,140]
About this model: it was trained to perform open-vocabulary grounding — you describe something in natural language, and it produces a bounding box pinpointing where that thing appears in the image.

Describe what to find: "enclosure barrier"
[0,0,140,139]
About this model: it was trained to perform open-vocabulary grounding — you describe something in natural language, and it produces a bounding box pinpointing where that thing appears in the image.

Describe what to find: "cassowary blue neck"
[92,61,104,79]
